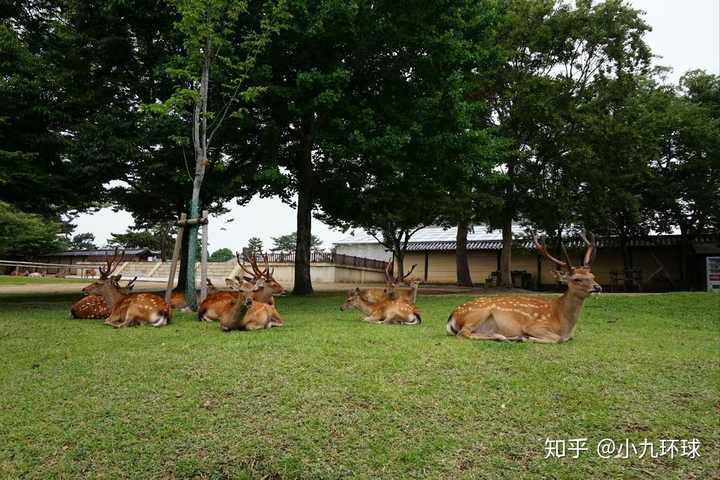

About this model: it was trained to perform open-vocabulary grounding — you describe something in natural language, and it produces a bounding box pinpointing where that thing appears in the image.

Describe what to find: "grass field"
[0,291,718,479]
[0,275,88,285]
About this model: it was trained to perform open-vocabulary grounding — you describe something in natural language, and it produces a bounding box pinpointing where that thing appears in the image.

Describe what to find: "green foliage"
[0,202,63,258]
[108,227,175,260]
[208,247,234,262]
[271,233,322,253]
[68,233,97,251]
[246,237,263,254]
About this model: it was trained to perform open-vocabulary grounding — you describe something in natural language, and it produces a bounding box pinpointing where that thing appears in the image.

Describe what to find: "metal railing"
[246,252,389,270]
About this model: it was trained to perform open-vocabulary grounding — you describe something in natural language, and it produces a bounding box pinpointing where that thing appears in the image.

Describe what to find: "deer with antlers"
[236,252,286,304]
[341,287,422,325]
[340,262,422,325]
[82,249,171,328]
[447,233,601,343]
[197,253,286,322]
[218,280,285,331]
[70,276,137,319]
[359,262,420,304]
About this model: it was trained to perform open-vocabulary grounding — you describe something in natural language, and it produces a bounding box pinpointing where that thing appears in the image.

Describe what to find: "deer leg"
[458,316,507,341]
[363,312,385,324]
[268,308,284,327]
[522,328,562,343]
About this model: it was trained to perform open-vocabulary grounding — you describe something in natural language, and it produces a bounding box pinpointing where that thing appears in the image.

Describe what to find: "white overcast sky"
[74,0,720,252]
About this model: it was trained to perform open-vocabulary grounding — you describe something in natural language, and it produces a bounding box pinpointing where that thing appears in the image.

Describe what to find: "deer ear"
[552,269,570,284]
[111,274,122,282]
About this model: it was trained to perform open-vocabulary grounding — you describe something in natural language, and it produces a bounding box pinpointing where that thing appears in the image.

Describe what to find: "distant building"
[334,226,720,291]
[39,248,159,265]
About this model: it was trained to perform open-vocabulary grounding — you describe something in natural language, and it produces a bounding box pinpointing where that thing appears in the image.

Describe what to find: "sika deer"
[82,249,171,328]
[447,232,601,343]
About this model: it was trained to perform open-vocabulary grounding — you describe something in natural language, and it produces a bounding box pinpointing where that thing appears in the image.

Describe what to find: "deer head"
[237,252,286,296]
[341,287,372,312]
[384,262,419,299]
[533,232,601,299]
[82,248,126,297]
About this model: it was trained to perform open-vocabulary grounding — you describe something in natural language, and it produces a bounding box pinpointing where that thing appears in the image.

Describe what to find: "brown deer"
[237,252,286,304]
[169,279,218,310]
[341,287,421,325]
[197,253,285,322]
[218,280,285,332]
[447,232,601,343]
[83,269,97,278]
[362,263,420,304]
[70,276,137,319]
[82,249,171,328]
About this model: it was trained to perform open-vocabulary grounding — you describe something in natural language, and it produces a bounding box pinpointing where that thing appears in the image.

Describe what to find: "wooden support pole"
[199,210,209,303]
[165,213,186,304]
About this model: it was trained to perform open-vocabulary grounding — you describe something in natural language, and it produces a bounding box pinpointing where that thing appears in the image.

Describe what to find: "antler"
[560,243,575,269]
[245,253,264,277]
[261,253,271,277]
[125,276,137,288]
[402,264,418,282]
[384,262,394,285]
[532,233,570,270]
[578,231,596,266]
[99,247,125,279]
[237,252,258,279]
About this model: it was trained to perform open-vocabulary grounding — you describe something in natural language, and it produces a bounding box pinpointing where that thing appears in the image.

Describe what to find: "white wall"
[334,243,390,262]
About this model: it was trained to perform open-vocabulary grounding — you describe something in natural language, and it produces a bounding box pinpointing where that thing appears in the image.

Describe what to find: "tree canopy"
[1,0,717,292]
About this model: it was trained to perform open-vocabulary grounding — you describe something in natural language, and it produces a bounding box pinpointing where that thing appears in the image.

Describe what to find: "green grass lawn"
[0,275,88,285]
[0,292,718,479]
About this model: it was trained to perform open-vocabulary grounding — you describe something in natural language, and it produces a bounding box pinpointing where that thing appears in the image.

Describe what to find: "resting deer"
[447,232,601,343]
[364,263,421,304]
[71,276,137,319]
[341,287,421,325]
[82,249,171,328]
[169,279,218,310]
[237,252,286,304]
[219,293,285,332]
[197,253,285,322]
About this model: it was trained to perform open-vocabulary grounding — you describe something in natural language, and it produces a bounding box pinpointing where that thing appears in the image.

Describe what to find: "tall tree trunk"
[176,228,190,292]
[456,221,472,286]
[500,160,515,288]
[293,146,314,295]
[679,224,691,290]
[500,216,513,288]
[395,247,405,281]
[185,43,210,310]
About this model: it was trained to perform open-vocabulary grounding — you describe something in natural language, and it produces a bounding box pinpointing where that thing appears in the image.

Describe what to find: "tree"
[0,202,63,258]
[486,0,652,286]
[156,0,274,309]
[0,1,145,216]
[246,237,263,254]
[314,0,504,279]
[68,233,97,251]
[271,233,322,254]
[209,248,234,262]
[108,227,176,260]
[244,0,367,294]
[644,70,720,286]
